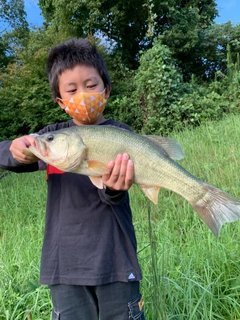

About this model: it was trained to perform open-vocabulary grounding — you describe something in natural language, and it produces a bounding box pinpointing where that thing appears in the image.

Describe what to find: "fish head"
[29,129,87,171]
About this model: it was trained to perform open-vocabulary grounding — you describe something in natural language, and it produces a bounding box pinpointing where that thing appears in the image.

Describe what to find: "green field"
[1,115,240,319]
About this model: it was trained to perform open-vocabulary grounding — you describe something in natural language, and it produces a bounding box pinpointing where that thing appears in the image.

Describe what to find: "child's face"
[57,64,110,125]
[58,64,108,99]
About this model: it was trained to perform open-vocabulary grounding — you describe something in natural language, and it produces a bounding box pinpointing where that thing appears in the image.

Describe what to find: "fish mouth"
[34,138,50,158]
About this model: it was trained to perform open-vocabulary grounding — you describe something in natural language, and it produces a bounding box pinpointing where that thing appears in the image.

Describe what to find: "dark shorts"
[50,281,146,320]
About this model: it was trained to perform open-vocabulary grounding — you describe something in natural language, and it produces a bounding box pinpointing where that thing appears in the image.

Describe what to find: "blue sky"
[24,0,240,27]
[215,0,240,24]
[24,0,43,27]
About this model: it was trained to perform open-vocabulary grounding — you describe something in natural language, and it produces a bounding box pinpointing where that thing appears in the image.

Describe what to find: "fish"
[28,125,240,238]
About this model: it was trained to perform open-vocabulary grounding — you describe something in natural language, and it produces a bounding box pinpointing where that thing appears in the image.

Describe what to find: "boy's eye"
[67,89,77,93]
[87,84,97,88]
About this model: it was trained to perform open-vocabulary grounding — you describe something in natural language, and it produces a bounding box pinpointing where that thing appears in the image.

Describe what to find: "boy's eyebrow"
[63,82,76,86]
[84,76,98,82]
[63,77,99,86]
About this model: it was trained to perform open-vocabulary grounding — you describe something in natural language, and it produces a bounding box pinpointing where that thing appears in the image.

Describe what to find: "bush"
[109,39,240,135]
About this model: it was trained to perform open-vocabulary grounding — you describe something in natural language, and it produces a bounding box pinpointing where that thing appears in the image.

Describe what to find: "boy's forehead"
[59,65,101,81]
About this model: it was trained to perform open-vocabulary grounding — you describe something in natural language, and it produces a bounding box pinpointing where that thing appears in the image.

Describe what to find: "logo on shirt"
[128,272,136,280]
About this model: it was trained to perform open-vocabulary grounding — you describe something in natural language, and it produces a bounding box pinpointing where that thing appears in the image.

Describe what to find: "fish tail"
[190,184,240,238]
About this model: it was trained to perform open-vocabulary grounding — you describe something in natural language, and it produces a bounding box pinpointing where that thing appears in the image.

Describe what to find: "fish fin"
[190,184,240,238]
[139,185,160,204]
[87,160,109,175]
[144,136,184,160]
[89,176,104,189]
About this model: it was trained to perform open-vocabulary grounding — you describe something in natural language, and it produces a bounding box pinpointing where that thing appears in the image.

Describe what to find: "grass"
[1,114,240,319]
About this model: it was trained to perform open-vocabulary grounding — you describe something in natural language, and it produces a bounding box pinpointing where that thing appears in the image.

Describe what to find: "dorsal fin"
[144,135,184,160]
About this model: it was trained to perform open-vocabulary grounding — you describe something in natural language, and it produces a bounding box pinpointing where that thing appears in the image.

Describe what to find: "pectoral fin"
[139,185,160,204]
[87,160,109,175]
[87,160,109,188]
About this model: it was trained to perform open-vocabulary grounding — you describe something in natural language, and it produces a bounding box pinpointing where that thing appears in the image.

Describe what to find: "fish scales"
[77,126,207,201]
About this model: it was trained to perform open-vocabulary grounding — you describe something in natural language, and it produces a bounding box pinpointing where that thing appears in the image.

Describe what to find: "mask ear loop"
[56,97,69,111]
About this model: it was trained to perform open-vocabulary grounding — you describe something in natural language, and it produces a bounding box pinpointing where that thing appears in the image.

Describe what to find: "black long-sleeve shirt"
[0,119,142,285]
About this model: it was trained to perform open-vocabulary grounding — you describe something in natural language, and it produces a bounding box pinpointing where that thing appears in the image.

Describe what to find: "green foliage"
[38,0,218,73]
[190,22,240,80]
[0,63,69,140]
[133,115,240,319]
[0,0,28,32]
[0,28,70,140]
[104,57,142,129]
[107,38,240,135]
[0,0,239,139]
[39,0,151,68]
[0,171,52,319]
[213,55,240,112]
[0,0,29,70]
[0,35,15,70]
[132,39,189,134]
[158,0,218,81]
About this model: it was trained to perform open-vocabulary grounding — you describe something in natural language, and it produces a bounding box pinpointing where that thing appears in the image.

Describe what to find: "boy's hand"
[102,153,134,191]
[9,136,39,164]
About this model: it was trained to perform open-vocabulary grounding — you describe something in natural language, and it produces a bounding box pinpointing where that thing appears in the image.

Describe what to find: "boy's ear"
[105,87,111,99]
[56,97,65,110]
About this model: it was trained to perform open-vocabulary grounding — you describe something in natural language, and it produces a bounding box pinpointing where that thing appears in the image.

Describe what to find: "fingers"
[9,136,39,164]
[102,153,134,191]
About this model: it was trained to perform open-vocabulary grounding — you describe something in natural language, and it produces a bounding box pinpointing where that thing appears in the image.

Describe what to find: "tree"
[0,35,13,69]
[157,0,218,81]
[197,22,240,78]
[131,39,191,134]
[0,0,28,70]
[0,0,28,33]
[39,0,218,71]
[0,28,69,140]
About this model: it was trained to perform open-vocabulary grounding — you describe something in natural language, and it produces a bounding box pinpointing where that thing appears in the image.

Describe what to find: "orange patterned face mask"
[60,89,106,124]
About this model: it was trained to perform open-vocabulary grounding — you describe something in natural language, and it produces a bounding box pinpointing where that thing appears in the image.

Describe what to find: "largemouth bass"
[28,125,240,237]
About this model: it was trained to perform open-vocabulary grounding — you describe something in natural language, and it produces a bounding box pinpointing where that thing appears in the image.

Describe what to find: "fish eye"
[46,134,54,142]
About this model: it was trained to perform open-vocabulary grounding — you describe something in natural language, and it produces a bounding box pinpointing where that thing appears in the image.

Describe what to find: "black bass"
[28,125,240,237]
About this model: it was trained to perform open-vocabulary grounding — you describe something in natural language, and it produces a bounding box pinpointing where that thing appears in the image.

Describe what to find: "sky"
[24,0,240,27]
[215,0,240,24]
[24,0,43,27]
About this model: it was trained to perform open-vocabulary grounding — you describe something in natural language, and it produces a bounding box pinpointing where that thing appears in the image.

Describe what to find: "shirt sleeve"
[0,140,39,173]
[98,187,128,205]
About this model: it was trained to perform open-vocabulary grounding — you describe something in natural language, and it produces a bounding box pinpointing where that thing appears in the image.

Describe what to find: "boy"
[0,38,145,320]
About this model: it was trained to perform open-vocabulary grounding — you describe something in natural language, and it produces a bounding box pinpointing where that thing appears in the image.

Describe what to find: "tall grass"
[1,114,240,319]
[0,171,51,320]
[134,114,240,319]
